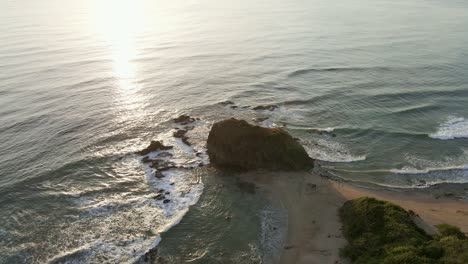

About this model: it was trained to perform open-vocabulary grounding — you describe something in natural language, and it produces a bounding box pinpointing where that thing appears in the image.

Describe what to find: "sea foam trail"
[303,138,366,163]
[137,125,208,251]
[390,164,468,175]
[430,116,468,140]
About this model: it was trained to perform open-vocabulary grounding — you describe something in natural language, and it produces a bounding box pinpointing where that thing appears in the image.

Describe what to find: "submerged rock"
[219,100,235,106]
[154,171,165,179]
[157,152,173,158]
[154,193,165,200]
[237,180,257,194]
[136,141,173,155]
[253,104,279,111]
[207,118,313,170]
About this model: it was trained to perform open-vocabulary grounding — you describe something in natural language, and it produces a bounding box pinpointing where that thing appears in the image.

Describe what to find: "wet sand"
[245,171,349,264]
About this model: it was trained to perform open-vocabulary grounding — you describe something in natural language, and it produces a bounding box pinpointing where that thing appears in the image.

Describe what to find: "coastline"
[246,171,468,264]
[244,171,349,264]
[332,181,468,234]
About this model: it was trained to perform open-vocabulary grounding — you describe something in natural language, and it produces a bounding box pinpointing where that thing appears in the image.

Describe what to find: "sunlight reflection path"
[92,0,148,118]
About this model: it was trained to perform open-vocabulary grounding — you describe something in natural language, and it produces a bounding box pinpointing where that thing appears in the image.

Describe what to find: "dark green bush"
[436,224,466,239]
[340,197,468,264]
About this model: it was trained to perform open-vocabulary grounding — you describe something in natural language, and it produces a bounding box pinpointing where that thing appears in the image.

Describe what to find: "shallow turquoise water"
[1,0,468,262]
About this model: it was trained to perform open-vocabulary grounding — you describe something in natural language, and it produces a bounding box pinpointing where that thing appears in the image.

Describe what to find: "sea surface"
[1,0,468,262]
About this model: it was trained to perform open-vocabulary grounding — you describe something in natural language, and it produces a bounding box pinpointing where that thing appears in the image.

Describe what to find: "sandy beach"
[244,171,348,264]
[244,171,468,264]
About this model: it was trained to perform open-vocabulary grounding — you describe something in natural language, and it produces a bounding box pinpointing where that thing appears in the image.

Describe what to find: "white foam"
[430,116,468,140]
[391,164,468,175]
[317,127,336,132]
[259,205,288,263]
[303,138,366,163]
[58,122,208,263]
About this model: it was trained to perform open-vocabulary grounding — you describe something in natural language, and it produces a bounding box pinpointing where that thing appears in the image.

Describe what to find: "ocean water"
[1,0,468,262]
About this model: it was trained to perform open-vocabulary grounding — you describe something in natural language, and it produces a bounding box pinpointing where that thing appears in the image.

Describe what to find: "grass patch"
[340,197,468,264]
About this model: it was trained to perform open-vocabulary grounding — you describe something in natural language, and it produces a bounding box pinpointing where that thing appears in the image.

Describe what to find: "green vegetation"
[340,197,468,264]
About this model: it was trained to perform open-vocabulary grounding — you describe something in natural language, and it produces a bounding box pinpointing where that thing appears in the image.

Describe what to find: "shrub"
[340,197,468,264]
[436,224,466,239]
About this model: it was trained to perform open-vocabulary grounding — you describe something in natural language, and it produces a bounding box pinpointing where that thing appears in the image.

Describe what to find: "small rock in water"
[142,156,151,163]
[165,191,170,195]
[173,114,195,125]
[173,129,192,146]
[173,129,188,138]
[253,104,279,111]
[163,199,171,204]
[150,160,176,170]
[158,163,177,171]
[154,172,165,179]
[136,141,173,155]
[157,152,173,158]
[143,248,158,263]
[219,100,235,106]
[158,189,165,193]
[154,193,165,200]
[181,137,191,146]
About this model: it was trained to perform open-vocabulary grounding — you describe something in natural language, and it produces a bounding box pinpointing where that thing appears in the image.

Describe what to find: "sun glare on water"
[92,0,147,90]
[90,0,154,120]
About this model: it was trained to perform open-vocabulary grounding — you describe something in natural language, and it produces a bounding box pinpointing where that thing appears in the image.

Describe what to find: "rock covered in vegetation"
[136,141,173,155]
[340,197,468,264]
[207,118,313,170]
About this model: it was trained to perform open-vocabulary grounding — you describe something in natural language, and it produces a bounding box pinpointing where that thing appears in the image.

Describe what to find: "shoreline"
[246,171,468,264]
[332,180,468,234]
[244,171,349,264]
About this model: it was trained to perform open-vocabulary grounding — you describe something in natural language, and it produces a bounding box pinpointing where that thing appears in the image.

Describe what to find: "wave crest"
[430,116,468,140]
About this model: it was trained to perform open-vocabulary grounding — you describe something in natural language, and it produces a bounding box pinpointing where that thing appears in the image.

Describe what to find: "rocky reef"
[136,141,173,155]
[207,118,313,170]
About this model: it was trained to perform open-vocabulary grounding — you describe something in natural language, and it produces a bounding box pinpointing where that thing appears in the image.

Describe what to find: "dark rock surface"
[173,115,195,125]
[136,141,173,155]
[253,104,279,111]
[207,118,313,170]
[173,129,191,146]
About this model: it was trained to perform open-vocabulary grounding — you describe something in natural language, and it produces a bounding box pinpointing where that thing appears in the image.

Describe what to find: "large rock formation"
[207,118,313,170]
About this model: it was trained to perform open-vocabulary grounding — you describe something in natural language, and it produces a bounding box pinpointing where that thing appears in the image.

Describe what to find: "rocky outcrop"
[173,115,196,125]
[136,141,173,155]
[207,118,313,170]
